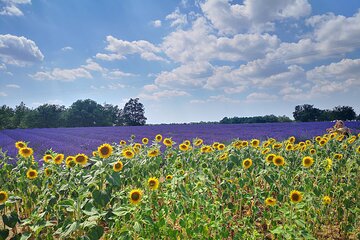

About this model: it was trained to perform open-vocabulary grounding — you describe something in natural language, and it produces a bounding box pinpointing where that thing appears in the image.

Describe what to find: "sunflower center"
[0,193,5,201]
[304,159,311,165]
[292,194,300,201]
[126,151,132,156]
[149,180,156,186]
[29,171,36,177]
[77,156,85,163]
[131,192,140,201]
[101,147,109,155]
[23,149,30,154]
[115,163,121,169]
[245,161,250,166]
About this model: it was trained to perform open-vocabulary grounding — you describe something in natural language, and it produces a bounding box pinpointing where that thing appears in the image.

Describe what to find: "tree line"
[0,98,147,130]
[292,104,358,122]
[220,115,292,124]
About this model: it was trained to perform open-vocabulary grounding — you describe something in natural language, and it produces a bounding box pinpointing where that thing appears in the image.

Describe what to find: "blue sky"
[1,0,360,124]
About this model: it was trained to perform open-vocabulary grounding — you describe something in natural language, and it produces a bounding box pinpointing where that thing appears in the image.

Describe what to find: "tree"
[293,104,321,122]
[103,103,122,126]
[121,98,147,126]
[66,99,108,127]
[331,106,356,121]
[24,104,66,128]
[13,102,30,128]
[0,105,15,129]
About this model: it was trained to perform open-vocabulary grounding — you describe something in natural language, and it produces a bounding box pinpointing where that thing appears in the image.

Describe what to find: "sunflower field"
[0,132,359,239]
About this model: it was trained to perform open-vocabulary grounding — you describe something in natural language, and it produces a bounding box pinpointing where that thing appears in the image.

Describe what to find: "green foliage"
[120,98,147,126]
[293,104,357,122]
[220,114,292,124]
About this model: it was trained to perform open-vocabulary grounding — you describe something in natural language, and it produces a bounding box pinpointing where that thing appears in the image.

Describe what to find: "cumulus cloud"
[104,69,136,79]
[166,8,188,28]
[0,92,7,97]
[138,89,189,100]
[0,34,44,66]
[0,0,31,16]
[61,46,73,51]
[30,67,92,81]
[190,95,241,104]
[246,92,278,102]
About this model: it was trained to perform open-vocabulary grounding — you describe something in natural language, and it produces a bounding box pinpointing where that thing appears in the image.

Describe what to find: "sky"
[1,0,360,124]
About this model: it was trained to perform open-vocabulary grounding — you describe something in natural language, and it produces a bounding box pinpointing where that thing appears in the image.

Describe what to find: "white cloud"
[0,0,31,16]
[95,53,125,61]
[81,58,105,72]
[166,8,188,28]
[30,67,92,81]
[105,69,136,79]
[246,92,278,102]
[0,34,44,66]
[139,89,189,100]
[143,84,159,92]
[61,46,73,51]
[5,84,20,88]
[91,83,126,90]
[151,20,162,27]
[0,92,7,97]
[190,95,240,104]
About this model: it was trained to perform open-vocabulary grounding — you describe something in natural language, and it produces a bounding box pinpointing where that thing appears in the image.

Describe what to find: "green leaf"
[92,190,110,208]
[87,225,104,240]
[3,211,19,228]
[60,221,79,238]
[133,221,141,232]
[19,232,32,240]
[0,229,9,240]
[58,199,75,207]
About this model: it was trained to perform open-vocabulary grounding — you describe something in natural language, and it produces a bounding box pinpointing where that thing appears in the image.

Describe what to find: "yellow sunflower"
[265,197,276,206]
[200,145,213,153]
[43,154,53,163]
[262,141,271,148]
[288,136,296,143]
[322,196,331,205]
[142,137,149,145]
[15,141,27,149]
[155,134,163,142]
[333,153,343,160]
[251,139,260,148]
[233,140,242,149]
[120,140,127,146]
[98,143,113,159]
[212,142,220,149]
[242,158,252,169]
[54,154,64,165]
[65,156,76,168]
[147,149,160,157]
[265,154,276,163]
[75,154,88,166]
[92,151,98,157]
[336,135,344,141]
[113,161,123,172]
[319,138,327,147]
[122,149,135,159]
[241,141,249,147]
[194,138,203,146]
[163,138,174,147]
[261,148,270,155]
[356,146,360,154]
[166,175,173,181]
[315,136,321,142]
[129,189,142,204]
[0,191,9,205]
[302,156,314,168]
[44,168,52,177]
[289,190,302,203]
[324,158,332,172]
[19,147,33,158]
[217,143,225,150]
[219,152,228,160]
[285,144,293,151]
[309,149,316,155]
[273,155,285,166]
[148,177,160,190]
[26,168,38,180]
[183,140,191,146]
[272,143,282,150]
[179,143,189,151]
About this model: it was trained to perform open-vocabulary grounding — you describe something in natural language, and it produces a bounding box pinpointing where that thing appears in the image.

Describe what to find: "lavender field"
[1,121,360,162]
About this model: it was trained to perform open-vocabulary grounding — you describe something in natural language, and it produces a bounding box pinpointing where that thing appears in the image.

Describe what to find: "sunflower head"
[290,190,302,203]
[334,153,343,160]
[266,154,276,163]
[44,168,52,177]
[265,197,276,206]
[183,140,191,146]
[251,139,260,147]
[285,144,293,151]
[54,154,64,165]
[315,136,322,142]
[261,148,270,155]
[319,138,327,147]
[129,189,142,204]
[219,152,228,161]
[120,140,127,146]
[43,154,53,163]
[302,156,314,168]
[148,177,160,190]
[272,143,282,149]
[356,145,360,154]
[241,141,249,147]
[163,138,174,147]
[98,143,113,159]
[310,149,316,155]
[322,196,331,205]
[65,156,76,168]
[166,175,173,181]
[147,148,160,157]
[194,138,203,146]
[26,168,38,180]
[179,143,189,151]
[155,134,163,142]
[122,149,135,159]
[0,191,9,204]
[217,143,225,150]
[242,158,253,169]
[288,136,296,143]
[273,155,285,166]
[142,138,149,145]
[113,161,123,172]
[19,147,33,158]
[75,154,88,166]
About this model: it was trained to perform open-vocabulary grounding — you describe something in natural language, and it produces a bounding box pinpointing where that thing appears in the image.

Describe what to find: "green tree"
[13,102,30,128]
[66,99,108,127]
[0,105,15,129]
[331,106,356,121]
[293,104,321,122]
[25,104,66,128]
[120,98,147,126]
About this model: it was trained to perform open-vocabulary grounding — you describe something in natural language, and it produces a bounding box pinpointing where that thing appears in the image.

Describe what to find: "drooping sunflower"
[98,143,113,159]
[265,197,277,206]
[322,196,331,205]
[26,168,38,180]
[273,155,285,166]
[0,191,9,204]
[333,153,343,160]
[265,154,276,163]
[219,152,228,161]
[324,158,332,172]
[43,154,53,163]
[289,190,302,203]
[147,149,160,157]
[113,161,123,172]
[179,143,189,151]
[288,136,296,144]
[142,137,149,145]
[155,134,163,142]
[44,168,52,177]
[15,141,27,149]
[251,139,260,148]
[356,145,360,154]
[54,154,64,165]
[163,138,174,147]
[261,148,270,155]
[129,189,142,204]
[302,156,314,168]
[19,147,33,158]
[75,154,88,166]
[65,156,76,168]
[148,177,160,190]
[242,158,252,169]
[122,149,135,159]
[272,143,282,150]
[166,175,173,181]
[285,144,293,151]
[194,138,203,146]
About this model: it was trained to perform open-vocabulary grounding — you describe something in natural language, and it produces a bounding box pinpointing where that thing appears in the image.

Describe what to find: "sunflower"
[148,177,160,190]
[147,149,160,157]
[142,137,149,145]
[347,137,356,144]
[163,138,174,147]
[329,132,337,139]
[179,143,189,151]
[219,152,228,160]
[15,141,27,149]
[43,154,53,163]
[261,148,270,155]
[129,189,142,204]
[265,197,276,206]
[266,154,276,163]
[44,168,52,177]
[273,155,285,166]
[251,139,260,147]
[166,175,173,181]
[241,141,249,147]
[194,138,203,146]
[334,153,343,160]
[0,191,8,205]
[289,190,302,203]
[356,146,360,154]
[155,134,163,142]
[26,168,38,180]
[233,140,242,149]
[242,158,252,169]
[75,154,88,166]
[272,143,282,150]
[113,161,123,172]
[324,158,332,172]
[201,145,213,153]
[98,143,113,159]
[309,149,316,155]
[315,136,321,142]
[19,147,33,158]
[262,141,271,148]
[54,154,64,165]
[212,142,220,149]
[217,143,225,151]
[336,135,344,141]
[92,151,98,157]
[65,156,76,168]
[288,136,296,144]
[285,144,293,151]
[120,140,127,145]
[122,149,135,159]
[319,138,327,147]
[183,140,191,146]
[341,144,348,150]
[302,156,314,168]
[322,196,331,205]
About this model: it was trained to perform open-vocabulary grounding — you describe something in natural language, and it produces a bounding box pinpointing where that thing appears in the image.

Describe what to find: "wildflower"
[43,154,53,163]
[155,134,162,142]
[148,177,159,190]
[289,190,302,203]
[273,155,285,166]
[251,139,260,147]
[302,156,314,168]
[163,138,174,147]
[15,141,27,149]
[142,137,149,144]
[98,143,113,159]
[44,168,52,177]
[179,143,189,151]
[54,154,64,165]
[113,161,123,172]
[129,189,142,204]
[323,196,331,205]
[166,175,173,181]
[122,149,135,159]
[19,147,33,158]
[265,197,276,206]
[242,158,252,169]
[266,154,276,163]
[75,154,88,166]
[26,168,38,180]
[0,191,9,204]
